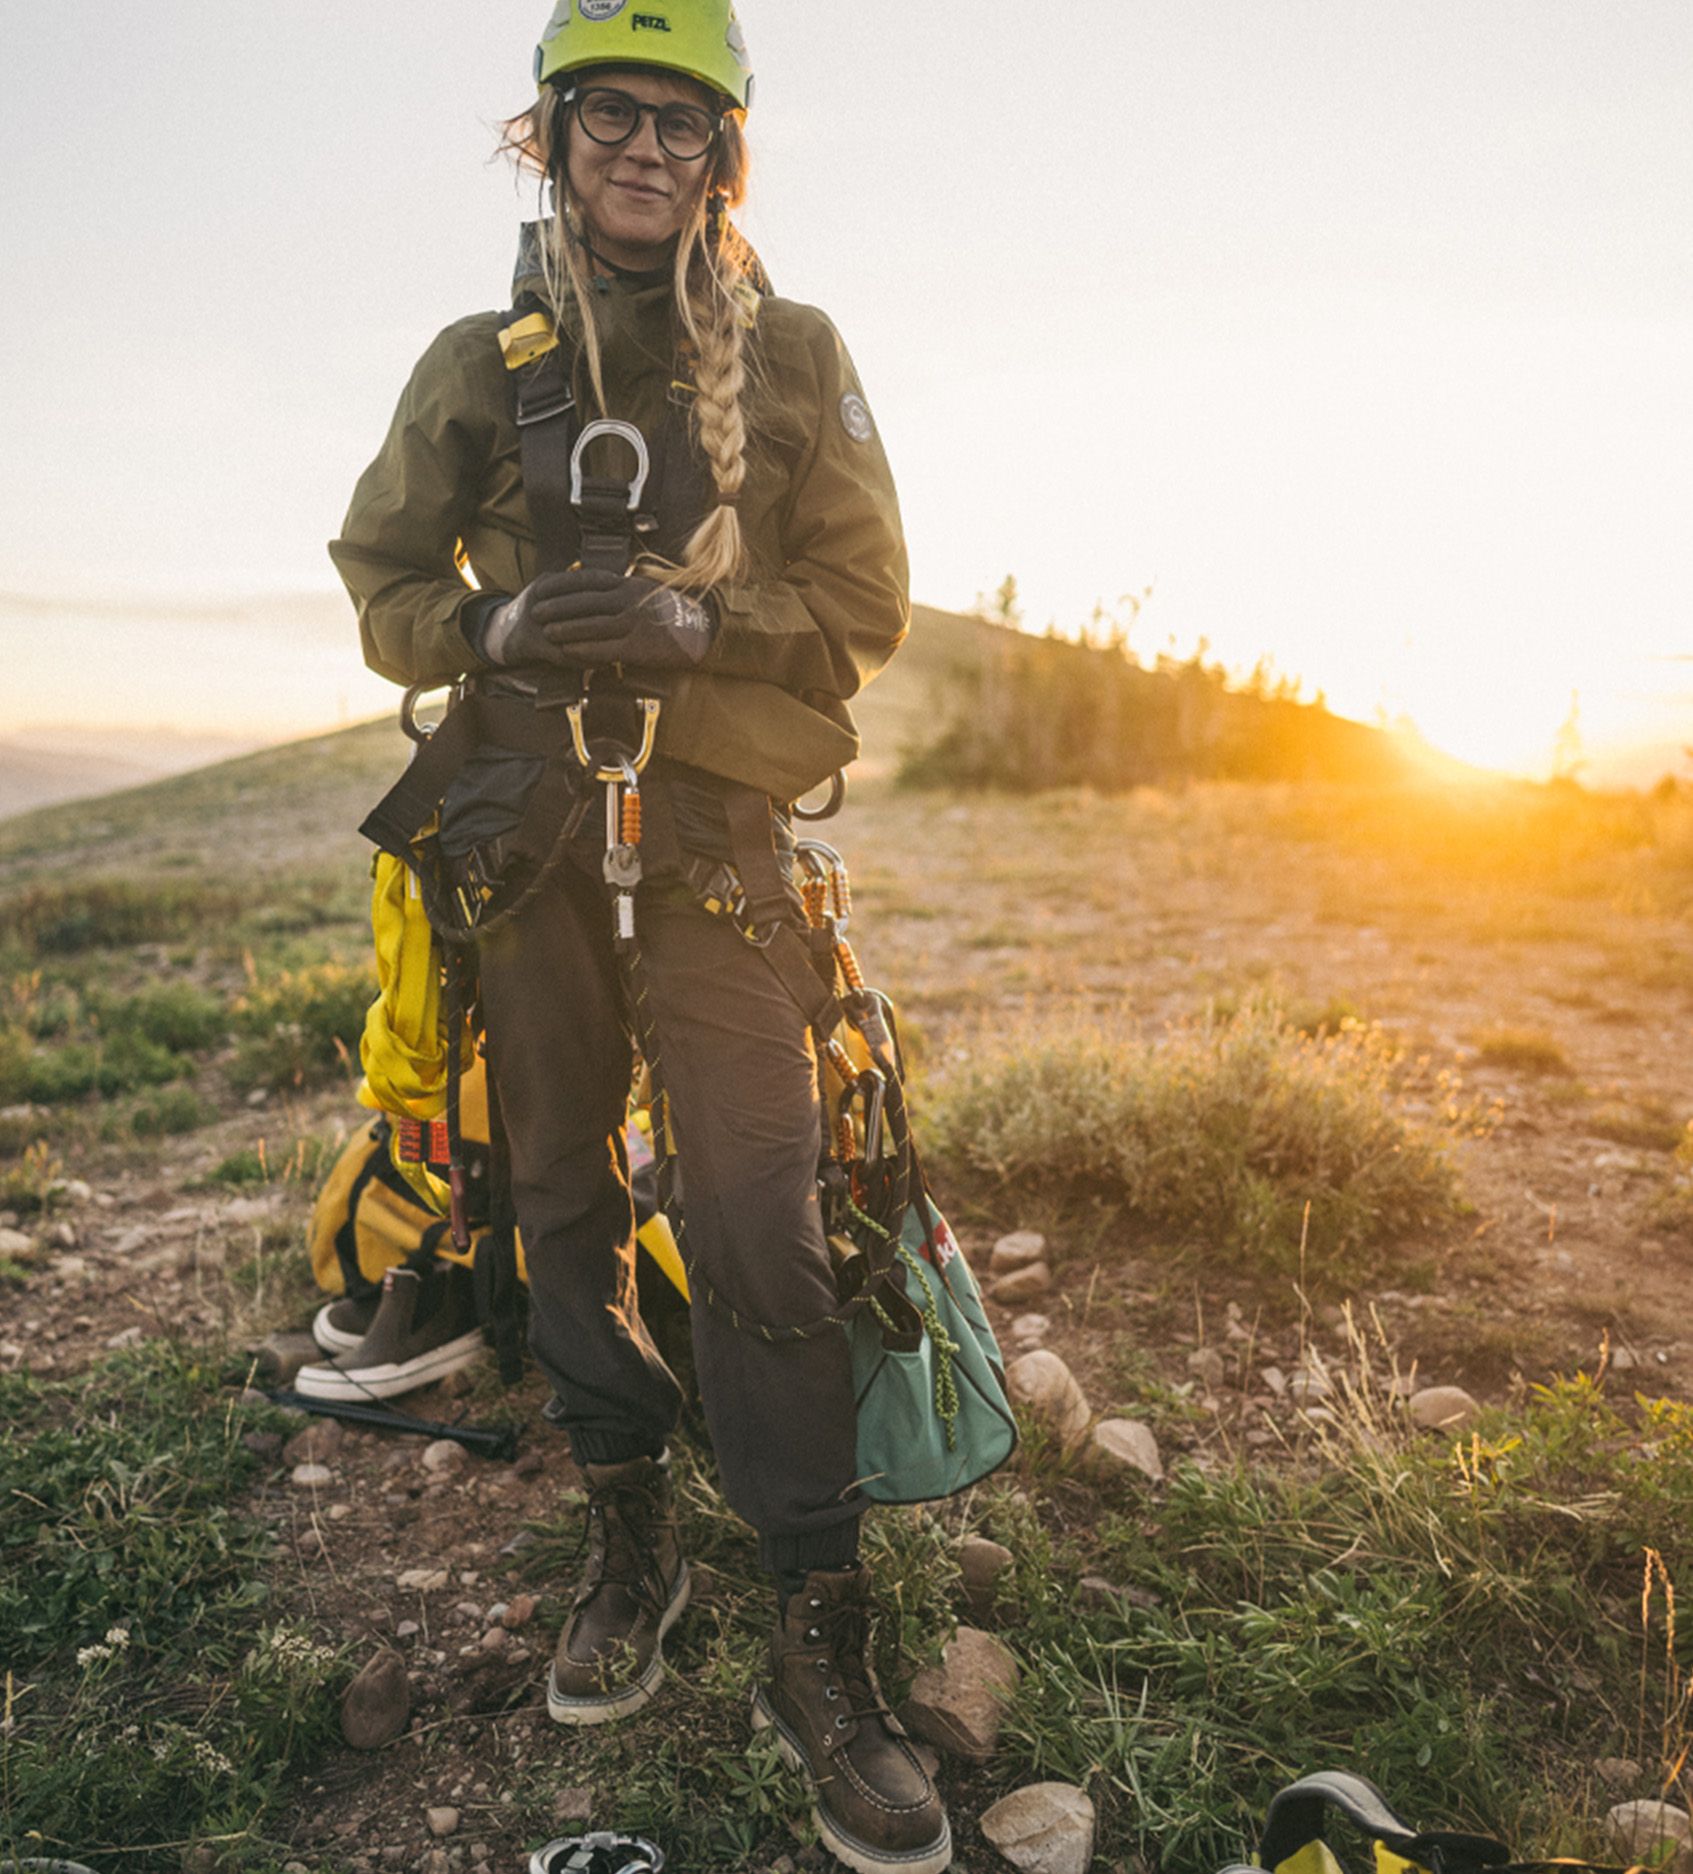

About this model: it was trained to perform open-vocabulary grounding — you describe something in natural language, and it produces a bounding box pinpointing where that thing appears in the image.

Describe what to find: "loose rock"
[257,1331,324,1385]
[1005,1351,1091,1451]
[992,1262,1053,1305]
[1186,1347,1227,1392]
[1260,1366,1287,1398]
[957,1536,1014,1616]
[1287,1369,1331,1405]
[1594,1758,1642,1794]
[1008,1313,1050,1348]
[502,1592,539,1630]
[554,1787,594,1823]
[341,1648,411,1750]
[398,1567,451,1593]
[901,1627,1020,1762]
[283,1419,344,1467]
[1090,1418,1163,1484]
[422,1438,468,1476]
[290,1463,334,1489]
[0,1228,33,1256]
[990,1230,1048,1275]
[1606,1802,1692,1873]
[980,1782,1097,1874]
[1408,1385,1482,1433]
[426,1805,461,1838]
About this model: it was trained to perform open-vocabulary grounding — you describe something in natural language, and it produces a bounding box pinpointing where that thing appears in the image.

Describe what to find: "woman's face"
[563,67,717,271]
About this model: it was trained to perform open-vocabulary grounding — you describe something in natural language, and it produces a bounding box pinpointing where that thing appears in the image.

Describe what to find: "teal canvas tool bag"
[849,1196,1018,1504]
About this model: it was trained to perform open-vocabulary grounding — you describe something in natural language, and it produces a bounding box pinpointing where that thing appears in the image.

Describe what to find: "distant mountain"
[0,726,264,822]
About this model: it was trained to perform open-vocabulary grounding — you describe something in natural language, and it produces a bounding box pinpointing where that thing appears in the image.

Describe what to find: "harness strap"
[512,337,579,577]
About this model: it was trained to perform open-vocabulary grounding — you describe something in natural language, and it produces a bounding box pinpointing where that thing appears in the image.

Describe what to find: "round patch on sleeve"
[839,392,876,443]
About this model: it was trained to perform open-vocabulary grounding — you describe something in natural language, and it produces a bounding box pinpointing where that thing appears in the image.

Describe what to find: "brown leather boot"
[546,1453,689,1726]
[752,1565,951,1874]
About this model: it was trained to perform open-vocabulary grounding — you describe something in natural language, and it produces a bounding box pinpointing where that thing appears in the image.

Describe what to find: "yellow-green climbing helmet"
[535,0,753,111]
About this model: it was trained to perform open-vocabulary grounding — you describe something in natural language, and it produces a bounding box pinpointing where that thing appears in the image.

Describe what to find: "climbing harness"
[1216,1772,1649,1874]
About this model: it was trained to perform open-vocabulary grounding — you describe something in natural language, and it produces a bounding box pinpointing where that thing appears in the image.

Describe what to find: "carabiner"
[569,419,651,512]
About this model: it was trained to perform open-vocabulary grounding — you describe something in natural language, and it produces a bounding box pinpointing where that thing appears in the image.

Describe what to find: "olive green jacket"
[329,253,909,801]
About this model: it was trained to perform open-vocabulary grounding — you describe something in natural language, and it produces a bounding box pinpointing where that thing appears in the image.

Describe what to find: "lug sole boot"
[547,1453,690,1726]
[752,1565,951,1874]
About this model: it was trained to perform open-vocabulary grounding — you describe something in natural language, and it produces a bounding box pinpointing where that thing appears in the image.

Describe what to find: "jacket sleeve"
[703,308,909,701]
[328,318,505,688]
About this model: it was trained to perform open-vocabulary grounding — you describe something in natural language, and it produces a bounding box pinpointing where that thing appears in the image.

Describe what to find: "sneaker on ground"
[752,1564,951,1874]
[548,1452,690,1726]
[311,1292,381,1356]
[295,1264,484,1402]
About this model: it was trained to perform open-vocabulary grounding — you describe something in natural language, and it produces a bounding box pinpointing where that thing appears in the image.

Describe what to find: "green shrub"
[1472,1028,1574,1076]
[130,1086,214,1137]
[101,981,229,1053]
[923,999,1458,1285]
[0,879,239,955]
[230,963,373,1091]
[13,1028,182,1104]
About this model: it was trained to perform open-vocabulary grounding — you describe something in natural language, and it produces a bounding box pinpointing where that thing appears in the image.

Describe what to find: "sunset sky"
[3,1,1688,780]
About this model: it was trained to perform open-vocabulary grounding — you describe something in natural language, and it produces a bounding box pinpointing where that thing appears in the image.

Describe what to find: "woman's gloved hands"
[470,569,717,671]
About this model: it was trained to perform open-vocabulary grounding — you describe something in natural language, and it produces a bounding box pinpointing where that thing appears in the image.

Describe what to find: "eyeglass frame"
[557,84,724,163]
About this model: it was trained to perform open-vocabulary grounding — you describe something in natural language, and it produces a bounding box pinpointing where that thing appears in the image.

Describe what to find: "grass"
[986,1344,1693,1871]
[229,963,373,1093]
[0,1344,347,1870]
[922,998,1462,1289]
[1472,1028,1576,1077]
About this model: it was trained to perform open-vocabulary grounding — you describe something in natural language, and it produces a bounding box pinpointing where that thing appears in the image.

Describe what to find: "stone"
[398,1567,451,1593]
[554,1786,594,1823]
[341,1648,411,1750]
[256,1331,324,1386]
[1594,1758,1642,1794]
[1287,1369,1331,1405]
[298,1528,324,1560]
[1186,1347,1227,1392]
[991,1262,1053,1305]
[1260,1365,1288,1397]
[990,1230,1048,1274]
[1005,1350,1091,1451]
[105,1324,143,1349]
[395,1620,421,1639]
[48,1221,79,1250]
[421,1854,451,1874]
[900,1626,1020,1762]
[453,1600,485,1625]
[502,1592,539,1631]
[1408,1385,1482,1433]
[957,1536,1015,1615]
[1090,1418,1164,1484]
[1008,1313,1050,1347]
[1605,1801,1692,1874]
[242,1431,284,1459]
[0,1228,33,1255]
[63,1179,94,1204]
[422,1438,468,1475]
[283,1419,344,1466]
[980,1782,1097,1874]
[290,1464,334,1489]
[426,1806,461,1839]
[1608,1347,1640,1373]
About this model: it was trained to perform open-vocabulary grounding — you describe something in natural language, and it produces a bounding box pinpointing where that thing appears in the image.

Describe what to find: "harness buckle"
[569,419,651,511]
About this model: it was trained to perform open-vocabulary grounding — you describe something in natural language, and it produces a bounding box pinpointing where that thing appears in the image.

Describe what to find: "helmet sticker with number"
[579,0,629,20]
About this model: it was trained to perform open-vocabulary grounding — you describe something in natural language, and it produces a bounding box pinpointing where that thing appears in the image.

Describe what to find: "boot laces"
[571,1473,671,1613]
[807,1594,895,1732]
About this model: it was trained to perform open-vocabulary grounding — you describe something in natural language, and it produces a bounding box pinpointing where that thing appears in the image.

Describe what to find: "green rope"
[850,1195,961,1453]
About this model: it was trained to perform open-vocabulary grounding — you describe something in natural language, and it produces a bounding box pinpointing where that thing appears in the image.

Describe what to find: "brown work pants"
[476,845,864,1575]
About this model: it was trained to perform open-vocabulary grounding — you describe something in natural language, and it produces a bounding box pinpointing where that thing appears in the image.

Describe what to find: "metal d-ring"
[570,419,651,511]
[792,770,847,821]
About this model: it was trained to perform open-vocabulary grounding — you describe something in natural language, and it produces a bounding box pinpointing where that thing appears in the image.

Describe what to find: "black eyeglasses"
[561,86,721,162]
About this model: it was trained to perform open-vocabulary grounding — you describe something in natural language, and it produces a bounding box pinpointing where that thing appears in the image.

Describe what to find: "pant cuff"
[758,1516,862,1577]
[565,1425,667,1466]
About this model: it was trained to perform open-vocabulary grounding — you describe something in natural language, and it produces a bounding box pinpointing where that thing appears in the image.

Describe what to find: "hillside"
[3,624,1692,1870]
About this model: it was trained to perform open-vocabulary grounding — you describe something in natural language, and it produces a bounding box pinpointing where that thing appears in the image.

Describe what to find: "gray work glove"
[468,569,716,671]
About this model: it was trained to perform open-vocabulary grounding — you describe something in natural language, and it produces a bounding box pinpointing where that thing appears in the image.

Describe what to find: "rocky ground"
[3,776,1691,1871]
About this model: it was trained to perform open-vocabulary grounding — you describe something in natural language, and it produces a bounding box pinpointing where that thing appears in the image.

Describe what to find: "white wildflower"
[104,1626,131,1649]
[189,1736,236,1777]
[76,1643,113,1670]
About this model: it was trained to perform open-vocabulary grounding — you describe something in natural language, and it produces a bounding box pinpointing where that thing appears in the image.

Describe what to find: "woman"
[330,6,949,1872]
